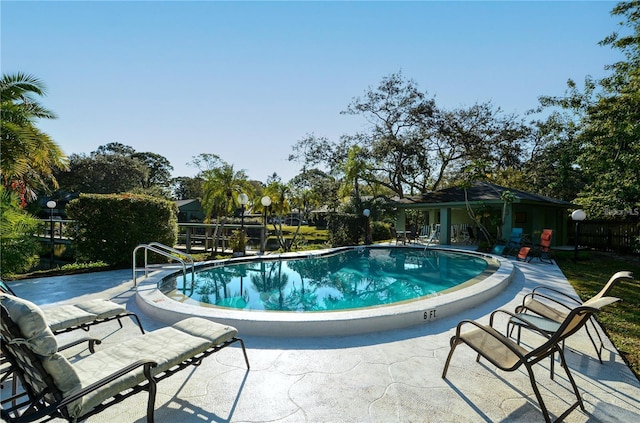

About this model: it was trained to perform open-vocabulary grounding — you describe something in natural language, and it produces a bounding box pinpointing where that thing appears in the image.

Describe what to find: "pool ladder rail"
[133,242,195,288]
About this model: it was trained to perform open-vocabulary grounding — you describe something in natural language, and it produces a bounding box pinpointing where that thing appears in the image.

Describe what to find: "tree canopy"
[290,72,532,200]
[536,0,640,217]
[56,142,174,197]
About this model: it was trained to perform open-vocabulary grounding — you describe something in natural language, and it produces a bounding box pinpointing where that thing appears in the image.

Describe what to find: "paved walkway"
[4,256,640,422]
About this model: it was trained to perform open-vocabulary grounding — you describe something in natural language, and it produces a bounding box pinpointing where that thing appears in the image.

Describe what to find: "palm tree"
[1,73,69,203]
[201,163,252,252]
[264,181,296,251]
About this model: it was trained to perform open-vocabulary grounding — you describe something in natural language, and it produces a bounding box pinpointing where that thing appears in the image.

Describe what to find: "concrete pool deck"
[4,251,640,422]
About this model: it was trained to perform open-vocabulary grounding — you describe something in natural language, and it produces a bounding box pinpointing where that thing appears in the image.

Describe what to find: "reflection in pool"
[160,247,490,312]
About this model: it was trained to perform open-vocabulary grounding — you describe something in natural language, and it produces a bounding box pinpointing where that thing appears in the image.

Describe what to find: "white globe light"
[571,209,586,221]
[238,193,249,206]
[261,196,272,207]
[46,200,57,209]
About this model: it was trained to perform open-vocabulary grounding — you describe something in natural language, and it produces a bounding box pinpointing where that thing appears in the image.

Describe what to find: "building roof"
[175,199,201,208]
[396,182,575,208]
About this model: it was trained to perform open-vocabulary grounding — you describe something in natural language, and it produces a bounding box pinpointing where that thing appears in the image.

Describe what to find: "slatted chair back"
[0,302,71,421]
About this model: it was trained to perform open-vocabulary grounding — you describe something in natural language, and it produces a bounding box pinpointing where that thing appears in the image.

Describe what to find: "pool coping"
[135,246,515,337]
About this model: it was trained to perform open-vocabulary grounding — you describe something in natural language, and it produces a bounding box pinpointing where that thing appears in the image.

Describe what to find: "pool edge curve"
[135,247,515,337]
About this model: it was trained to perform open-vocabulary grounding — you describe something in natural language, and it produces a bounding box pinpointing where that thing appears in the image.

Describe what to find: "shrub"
[0,187,40,276]
[229,229,247,254]
[371,221,392,242]
[66,193,177,266]
[327,213,363,247]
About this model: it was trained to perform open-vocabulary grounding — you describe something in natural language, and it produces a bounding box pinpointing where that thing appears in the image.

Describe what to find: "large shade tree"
[290,72,532,201]
[537,1,640,216]
[56,142,174,197]
[0,72,68,203]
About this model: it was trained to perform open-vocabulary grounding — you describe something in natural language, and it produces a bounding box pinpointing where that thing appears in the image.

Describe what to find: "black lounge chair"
[1,279,144,335]
[0,293,250,423]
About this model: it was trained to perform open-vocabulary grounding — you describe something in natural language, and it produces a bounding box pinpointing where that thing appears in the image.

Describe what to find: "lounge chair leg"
[559,349,585,411]
[235,337,250,369]
[525,363,552,423]
[592,319,606,361]
[441,339,458,379]
[585,318,604,364]
[552,348,585,421]
[144,364,157,423]
[127,312,146,334]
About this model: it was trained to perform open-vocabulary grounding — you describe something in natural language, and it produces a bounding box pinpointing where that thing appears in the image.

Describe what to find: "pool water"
[160,247,489,312]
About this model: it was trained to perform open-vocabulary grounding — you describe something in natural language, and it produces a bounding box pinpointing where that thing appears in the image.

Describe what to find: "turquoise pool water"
[160,247,489,312]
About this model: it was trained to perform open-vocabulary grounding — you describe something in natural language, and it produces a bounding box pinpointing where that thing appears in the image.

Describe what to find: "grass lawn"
[554,250,640,381]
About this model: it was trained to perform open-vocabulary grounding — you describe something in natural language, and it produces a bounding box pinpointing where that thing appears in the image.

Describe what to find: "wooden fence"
[570,219,640,254]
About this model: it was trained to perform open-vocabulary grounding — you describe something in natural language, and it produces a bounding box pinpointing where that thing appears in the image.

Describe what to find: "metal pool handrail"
[132,242,195,287]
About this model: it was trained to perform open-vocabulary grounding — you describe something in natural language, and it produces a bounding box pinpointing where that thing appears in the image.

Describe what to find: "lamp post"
[261,195,272,254]
[238,193,249,230]
[363,208,371,245]
[571,209,586,262]
[46,200,57,269]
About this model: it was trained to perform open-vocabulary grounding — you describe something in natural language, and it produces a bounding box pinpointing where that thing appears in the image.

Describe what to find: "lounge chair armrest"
[59,359,158,406]
[531,286,581,304]
[8,359,159,423]
[58,337,102,354]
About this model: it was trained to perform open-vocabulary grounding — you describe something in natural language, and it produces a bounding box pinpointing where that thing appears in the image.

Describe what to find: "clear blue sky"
[2,0,623,183]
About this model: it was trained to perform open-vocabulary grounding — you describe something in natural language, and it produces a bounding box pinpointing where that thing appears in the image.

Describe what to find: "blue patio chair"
[503,228,524,256]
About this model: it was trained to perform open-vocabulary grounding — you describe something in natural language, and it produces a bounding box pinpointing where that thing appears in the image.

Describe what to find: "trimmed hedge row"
[66,193,177,266]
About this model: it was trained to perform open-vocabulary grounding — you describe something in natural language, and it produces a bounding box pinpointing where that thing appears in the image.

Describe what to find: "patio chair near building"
[461,225,476,244]
[416,224,440,248]
[503,227,524,256]
[442,297,619,423]
[0,293,249,423]
[529,229,554,264]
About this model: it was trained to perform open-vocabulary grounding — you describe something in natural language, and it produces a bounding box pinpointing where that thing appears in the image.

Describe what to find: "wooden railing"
[35,219,74,242]
[34,220,269,254]
[177,223,266,254]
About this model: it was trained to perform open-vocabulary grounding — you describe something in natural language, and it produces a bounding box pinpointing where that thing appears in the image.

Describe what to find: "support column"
[440,207,452,245]
[396,209,406,231]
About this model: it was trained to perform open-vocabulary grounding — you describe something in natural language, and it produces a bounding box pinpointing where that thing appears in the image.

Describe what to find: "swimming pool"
[137,246,513,336]
[160,247,490,312]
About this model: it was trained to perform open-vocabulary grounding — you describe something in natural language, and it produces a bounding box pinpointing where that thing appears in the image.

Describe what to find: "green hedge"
[66,193,177,266]
[327,213,363,247]
[371,221,392,241]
